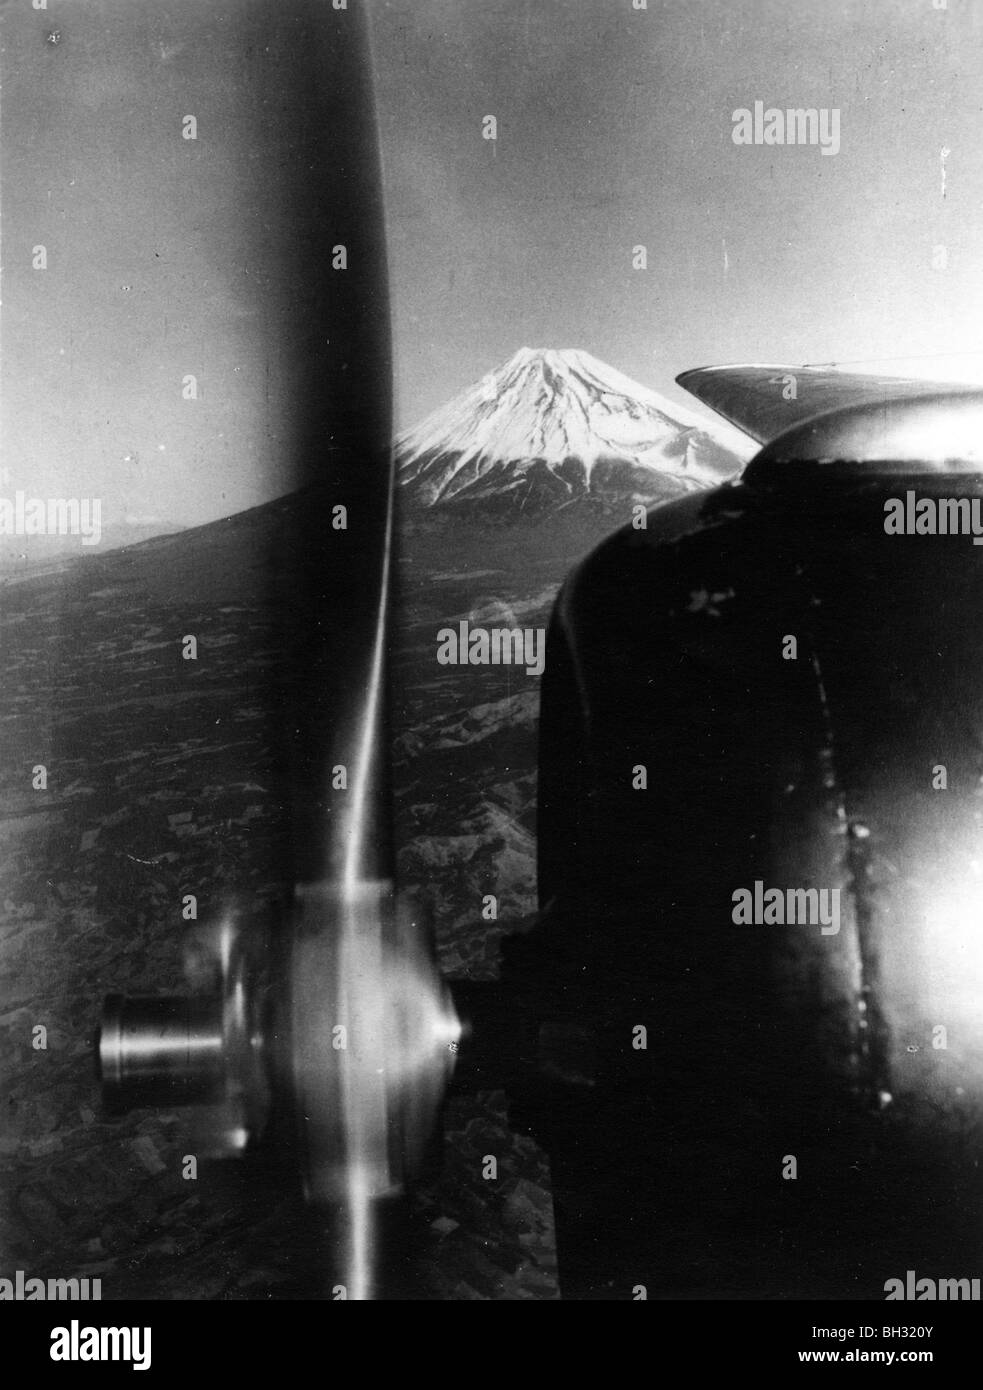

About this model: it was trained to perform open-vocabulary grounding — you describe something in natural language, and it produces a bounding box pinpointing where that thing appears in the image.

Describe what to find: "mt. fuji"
[396,348,751,517]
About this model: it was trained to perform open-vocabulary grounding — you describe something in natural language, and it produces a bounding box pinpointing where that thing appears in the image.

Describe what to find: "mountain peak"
[501,345,625,380]
[397,347,748,515]
[508,345,585,361]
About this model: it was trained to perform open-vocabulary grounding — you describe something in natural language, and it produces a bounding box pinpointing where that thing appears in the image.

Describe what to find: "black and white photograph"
[1,0,982,1357]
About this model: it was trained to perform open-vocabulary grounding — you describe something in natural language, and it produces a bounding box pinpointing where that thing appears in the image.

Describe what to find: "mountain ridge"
[396,347,749,516]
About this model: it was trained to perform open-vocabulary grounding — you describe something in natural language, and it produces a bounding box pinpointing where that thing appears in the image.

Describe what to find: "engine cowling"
[512,392,983,1299]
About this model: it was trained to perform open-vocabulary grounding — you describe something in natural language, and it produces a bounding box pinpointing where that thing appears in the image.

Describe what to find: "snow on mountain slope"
[396,347,751,514]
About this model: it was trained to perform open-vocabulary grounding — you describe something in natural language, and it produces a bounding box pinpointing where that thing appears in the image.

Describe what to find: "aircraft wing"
[675,364,963,445]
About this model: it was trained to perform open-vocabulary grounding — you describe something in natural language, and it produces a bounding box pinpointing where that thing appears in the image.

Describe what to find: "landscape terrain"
[0,350,748,1298]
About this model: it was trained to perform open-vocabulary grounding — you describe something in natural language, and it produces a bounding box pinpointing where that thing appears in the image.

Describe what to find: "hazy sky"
[3,0,983,526]
[2,0,384,530]
[374,0,983,424]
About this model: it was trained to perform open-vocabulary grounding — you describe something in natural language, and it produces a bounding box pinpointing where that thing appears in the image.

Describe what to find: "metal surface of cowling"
[516,391,983,1298]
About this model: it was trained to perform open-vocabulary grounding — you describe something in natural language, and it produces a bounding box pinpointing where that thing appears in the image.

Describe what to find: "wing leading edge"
[675,364,965,446]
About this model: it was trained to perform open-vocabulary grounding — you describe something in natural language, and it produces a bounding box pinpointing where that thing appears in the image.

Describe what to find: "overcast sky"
[3,0,983,526]
[374,0,983,430]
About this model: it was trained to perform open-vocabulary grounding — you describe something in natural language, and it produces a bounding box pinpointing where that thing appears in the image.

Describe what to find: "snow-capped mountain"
[396,347,751,516]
